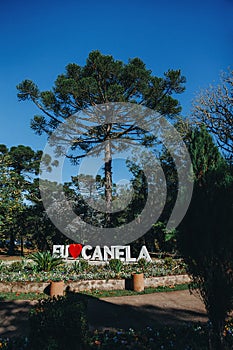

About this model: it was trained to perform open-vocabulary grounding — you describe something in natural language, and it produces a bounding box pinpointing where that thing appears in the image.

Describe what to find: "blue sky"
[0,0,232,154]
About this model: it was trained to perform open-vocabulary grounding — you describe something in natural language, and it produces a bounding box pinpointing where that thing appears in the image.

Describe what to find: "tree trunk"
[105,140,112,212]
[20,235,24,257]
[209,320,225,350]
[8,232,15,255]
[104,123,112,226]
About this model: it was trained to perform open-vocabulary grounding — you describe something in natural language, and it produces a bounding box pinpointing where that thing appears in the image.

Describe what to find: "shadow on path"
[87,290,207,331]
[0,300,36,338]
[0,290,207,338]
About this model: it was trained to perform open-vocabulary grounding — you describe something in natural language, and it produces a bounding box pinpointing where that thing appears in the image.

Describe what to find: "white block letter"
[91,246,103,260]
[53,245,63,258]
[125,246,136,262]
[114,246,126,261]
[81,245,92,260]
[103,246,115,261]
[137,245,152,262]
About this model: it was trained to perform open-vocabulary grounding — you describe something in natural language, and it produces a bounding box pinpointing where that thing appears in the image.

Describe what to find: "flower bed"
[0,275,190,293]
[0,258,187,282]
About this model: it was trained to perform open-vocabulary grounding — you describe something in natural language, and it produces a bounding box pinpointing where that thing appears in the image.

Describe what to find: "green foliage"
[88,324,210,349]
[8,261,24,272]
[30,251,64,272]
[0,144,56,255]
[0,258,187,282]
[0,292,48,301]
[0,284,190,303]
[178,126,233,349]
[2,321,233,349]
[16,51,186,229]
[28,292,88,350]
[71,259,89,273]
[17,51,186,126]
[137,258,149,269]
[188,125,225,185]
[109,259,124,273]
[0,152,24,233]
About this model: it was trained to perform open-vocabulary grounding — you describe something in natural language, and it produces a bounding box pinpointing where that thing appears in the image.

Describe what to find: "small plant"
[8,261,24,272]
[137,258,149,269]
[109,259,123,274]
[163,256,180,270]
[30,251,64,272]
[72,259,89,273]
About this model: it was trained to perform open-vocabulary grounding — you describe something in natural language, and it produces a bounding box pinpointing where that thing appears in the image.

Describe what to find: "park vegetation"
[0,51,232,349]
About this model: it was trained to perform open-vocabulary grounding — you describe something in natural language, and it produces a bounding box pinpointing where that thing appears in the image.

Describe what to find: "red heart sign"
[68,244,82,259]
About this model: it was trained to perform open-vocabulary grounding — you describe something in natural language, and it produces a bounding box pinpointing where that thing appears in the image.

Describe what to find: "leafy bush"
[137,258,150,270]
[8,261,24,272]
[109,259,123,273]
[29,292,88,350]
[71,259,89,273]
[29,251,63,272]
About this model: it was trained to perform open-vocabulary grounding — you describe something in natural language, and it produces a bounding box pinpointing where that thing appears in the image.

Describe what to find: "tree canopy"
[178,126,233,349]
[17,50,186,230]
[17,50,186,132]
[192,69,233,161]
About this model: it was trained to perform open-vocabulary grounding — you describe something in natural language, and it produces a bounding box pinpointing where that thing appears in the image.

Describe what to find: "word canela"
[53,245,152,262]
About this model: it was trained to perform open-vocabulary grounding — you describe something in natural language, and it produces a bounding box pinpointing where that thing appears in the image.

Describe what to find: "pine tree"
[17,50,185,225]
[178,127,233,350]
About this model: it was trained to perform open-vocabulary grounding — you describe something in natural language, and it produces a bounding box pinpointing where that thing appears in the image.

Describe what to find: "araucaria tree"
[17,50,185,226]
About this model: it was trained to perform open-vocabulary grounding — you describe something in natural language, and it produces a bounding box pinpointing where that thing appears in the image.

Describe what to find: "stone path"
[0,290,207,338]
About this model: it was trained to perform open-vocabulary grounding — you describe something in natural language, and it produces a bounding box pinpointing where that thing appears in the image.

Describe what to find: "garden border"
[0,274,190,293]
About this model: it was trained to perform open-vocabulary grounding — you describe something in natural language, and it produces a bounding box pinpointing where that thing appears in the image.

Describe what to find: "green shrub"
[8,261,24,272]
[71,259,89,273]
[30,251,63,272]
[137,258,150,269]
[163,257,175,268]
[29,292,88,350]
[109,259,123,273]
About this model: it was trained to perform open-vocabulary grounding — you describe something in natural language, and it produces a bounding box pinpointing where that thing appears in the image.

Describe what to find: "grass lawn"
[0,283,189,300]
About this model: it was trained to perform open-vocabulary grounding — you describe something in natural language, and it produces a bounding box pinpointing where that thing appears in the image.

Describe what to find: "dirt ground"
[0,289,207,338]
[0,252,34,261]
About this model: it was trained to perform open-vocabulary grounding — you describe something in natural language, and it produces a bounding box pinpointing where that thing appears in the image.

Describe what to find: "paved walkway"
[0,290,207,338]
[87,289,207,330]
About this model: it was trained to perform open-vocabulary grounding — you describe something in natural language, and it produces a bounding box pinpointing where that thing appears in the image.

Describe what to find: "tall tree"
[0,144,56,254]
[178,127,233,350]
[17,50,186,226]
[0,148,25,254]
[192,69,233,161]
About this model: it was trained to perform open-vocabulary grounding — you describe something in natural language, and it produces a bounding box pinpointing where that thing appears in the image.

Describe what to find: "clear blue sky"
[0,0,232,152]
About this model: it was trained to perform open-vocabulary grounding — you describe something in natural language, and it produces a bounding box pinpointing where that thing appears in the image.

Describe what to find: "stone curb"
[0,274,190,294]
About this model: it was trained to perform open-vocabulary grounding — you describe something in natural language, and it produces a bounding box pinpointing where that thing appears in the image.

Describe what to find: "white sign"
[53,244,152,262]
